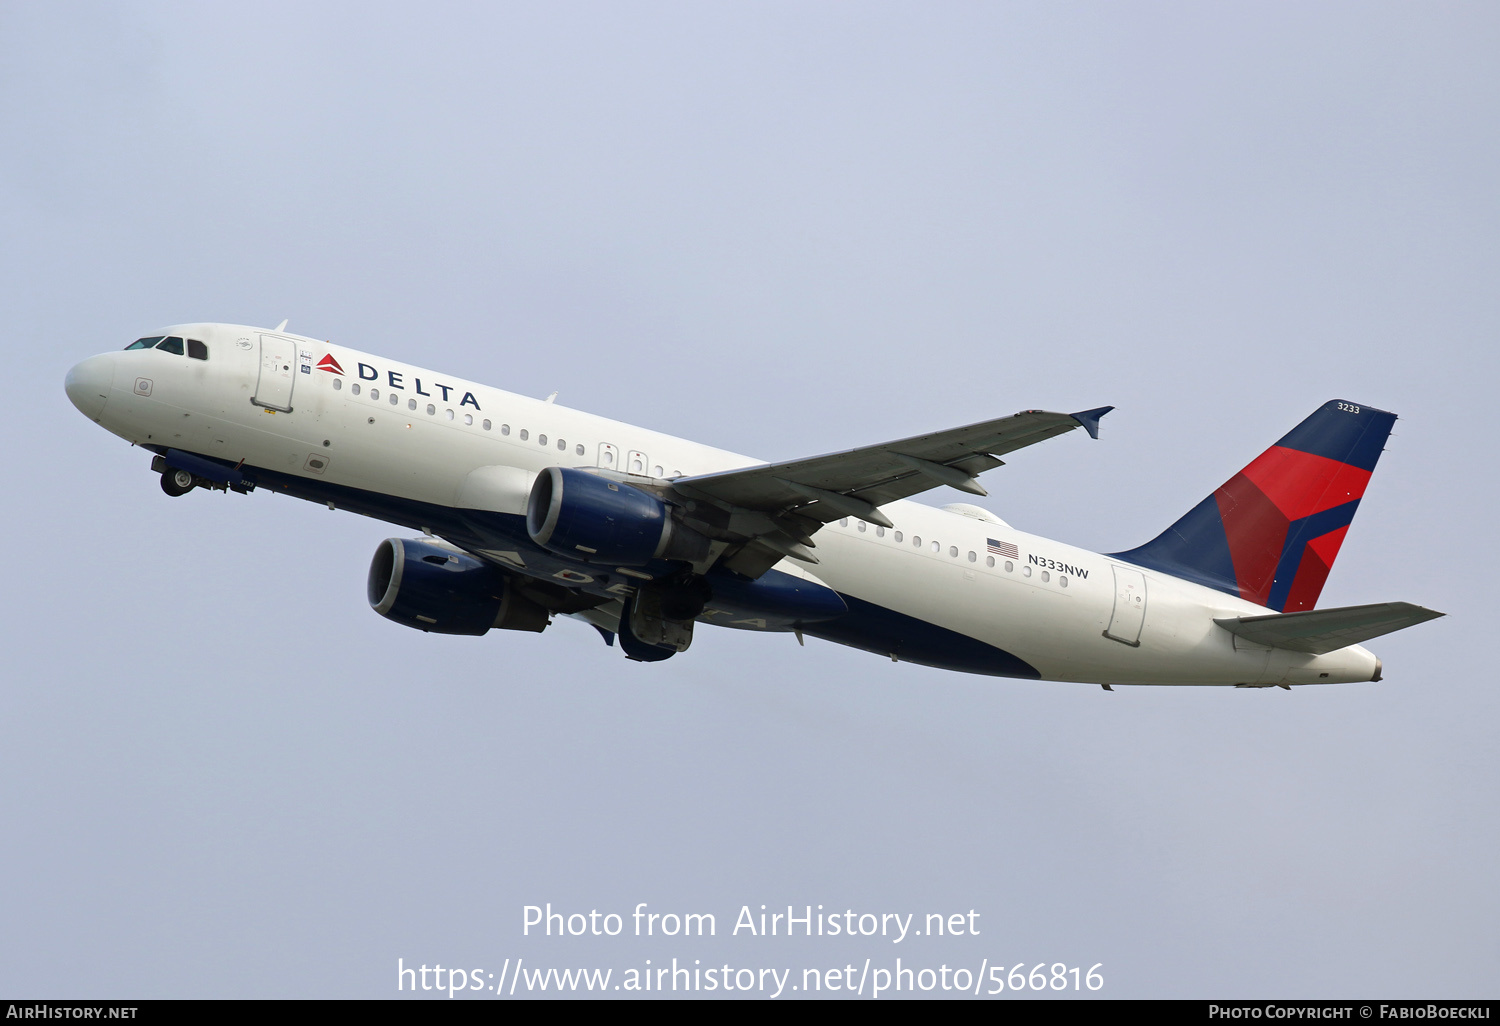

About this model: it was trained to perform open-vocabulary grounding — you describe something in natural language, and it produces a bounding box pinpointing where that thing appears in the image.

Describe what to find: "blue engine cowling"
[527,467,707,566]
[367,538,547,635]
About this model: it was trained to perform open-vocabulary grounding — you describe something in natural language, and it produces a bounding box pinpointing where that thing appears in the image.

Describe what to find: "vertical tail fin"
[1111,401,1396,612]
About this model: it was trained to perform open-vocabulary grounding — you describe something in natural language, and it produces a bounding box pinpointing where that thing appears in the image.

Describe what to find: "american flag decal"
[987,538,1019,559]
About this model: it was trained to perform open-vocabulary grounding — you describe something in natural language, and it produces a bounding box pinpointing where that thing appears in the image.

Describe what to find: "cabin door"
[253,334,298,412]
[1104,565,1147,646]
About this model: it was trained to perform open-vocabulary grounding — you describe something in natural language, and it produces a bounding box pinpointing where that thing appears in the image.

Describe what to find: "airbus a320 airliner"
[65,324,1442,688]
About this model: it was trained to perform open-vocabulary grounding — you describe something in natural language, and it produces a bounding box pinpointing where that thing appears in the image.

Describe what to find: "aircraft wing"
[1214,602,1445,655]
[668,407,1111,576]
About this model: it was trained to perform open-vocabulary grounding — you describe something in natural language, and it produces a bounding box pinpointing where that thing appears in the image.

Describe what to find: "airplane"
[64,323,1444,689]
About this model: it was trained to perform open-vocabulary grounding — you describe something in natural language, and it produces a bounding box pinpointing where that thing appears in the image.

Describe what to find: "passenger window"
[949,546,958,557]
[464,414,473,425]
[575,444,585,456]
[155,337,184,355]
[501,424,511,435]
[558,439,566,450]
[483,420,492,430]
[876,527,885,538]
[186,339,208,360]
[520,429,529,440]
[427,404,435,415]
[894,531,903,543]
[351,383,361,395]
[539,433,547,445]
[389,394,399,405]
[125,336,164,350]
[857,521,867,532]
[408,398,417,410]
[332,378,342,391]
[370,388,380,400]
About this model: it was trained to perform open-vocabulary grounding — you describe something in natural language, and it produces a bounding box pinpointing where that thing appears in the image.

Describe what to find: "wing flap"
[673,408,1107,518]
[1214,601,1445,655]
[667,407,1109,577]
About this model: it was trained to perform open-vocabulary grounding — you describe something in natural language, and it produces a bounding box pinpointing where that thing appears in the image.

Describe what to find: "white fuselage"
[66,323,1381,686]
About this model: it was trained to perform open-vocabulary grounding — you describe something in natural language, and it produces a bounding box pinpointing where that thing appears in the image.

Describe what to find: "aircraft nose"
[65,354,115,421]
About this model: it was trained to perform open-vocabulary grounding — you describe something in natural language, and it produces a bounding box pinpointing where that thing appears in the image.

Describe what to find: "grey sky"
[3,1,1496,998]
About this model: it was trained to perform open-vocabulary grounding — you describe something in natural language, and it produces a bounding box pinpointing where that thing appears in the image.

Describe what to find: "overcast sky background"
[2,1,1496,999]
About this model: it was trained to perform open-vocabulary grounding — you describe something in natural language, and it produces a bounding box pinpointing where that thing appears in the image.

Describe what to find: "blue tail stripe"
[1109,494,1238,598]
[1264,499,1360,611]
[1275,401,1396,471]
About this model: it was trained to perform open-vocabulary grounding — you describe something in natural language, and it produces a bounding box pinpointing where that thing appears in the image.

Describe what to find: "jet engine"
[367,538,550,635]
[526,467,709,566]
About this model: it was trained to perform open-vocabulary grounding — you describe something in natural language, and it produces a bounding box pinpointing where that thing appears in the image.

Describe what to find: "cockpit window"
[155,337,185,355]
[125,336,165,350]
[187,339,208,360]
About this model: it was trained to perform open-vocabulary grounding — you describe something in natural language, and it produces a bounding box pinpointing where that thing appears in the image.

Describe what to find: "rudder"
[1111,400,1396,612]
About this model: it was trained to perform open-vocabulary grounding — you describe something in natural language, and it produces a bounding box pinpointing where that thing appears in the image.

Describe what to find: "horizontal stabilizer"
[1214,602,1445,655]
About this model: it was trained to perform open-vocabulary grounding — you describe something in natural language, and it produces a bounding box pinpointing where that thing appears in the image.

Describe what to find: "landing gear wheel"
[617,591,679,663]
[160,468,196,497]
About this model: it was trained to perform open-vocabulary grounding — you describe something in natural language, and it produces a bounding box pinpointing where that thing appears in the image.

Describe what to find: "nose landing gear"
[149,453,251,496]
[160,467,196,496]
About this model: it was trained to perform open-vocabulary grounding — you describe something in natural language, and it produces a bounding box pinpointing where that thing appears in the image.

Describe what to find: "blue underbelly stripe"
[171,447,1039,678]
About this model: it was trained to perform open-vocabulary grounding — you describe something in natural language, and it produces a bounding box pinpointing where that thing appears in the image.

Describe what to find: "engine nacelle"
[367,538,549,635]
[526,467,708,566]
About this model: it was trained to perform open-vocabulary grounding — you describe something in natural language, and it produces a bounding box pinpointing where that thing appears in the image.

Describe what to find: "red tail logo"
[1111,400,1397,612]
[316,354,344,375]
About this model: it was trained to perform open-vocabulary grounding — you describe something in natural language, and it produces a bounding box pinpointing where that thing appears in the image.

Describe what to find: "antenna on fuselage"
[274,319,288,332]
[545,391,558,404]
